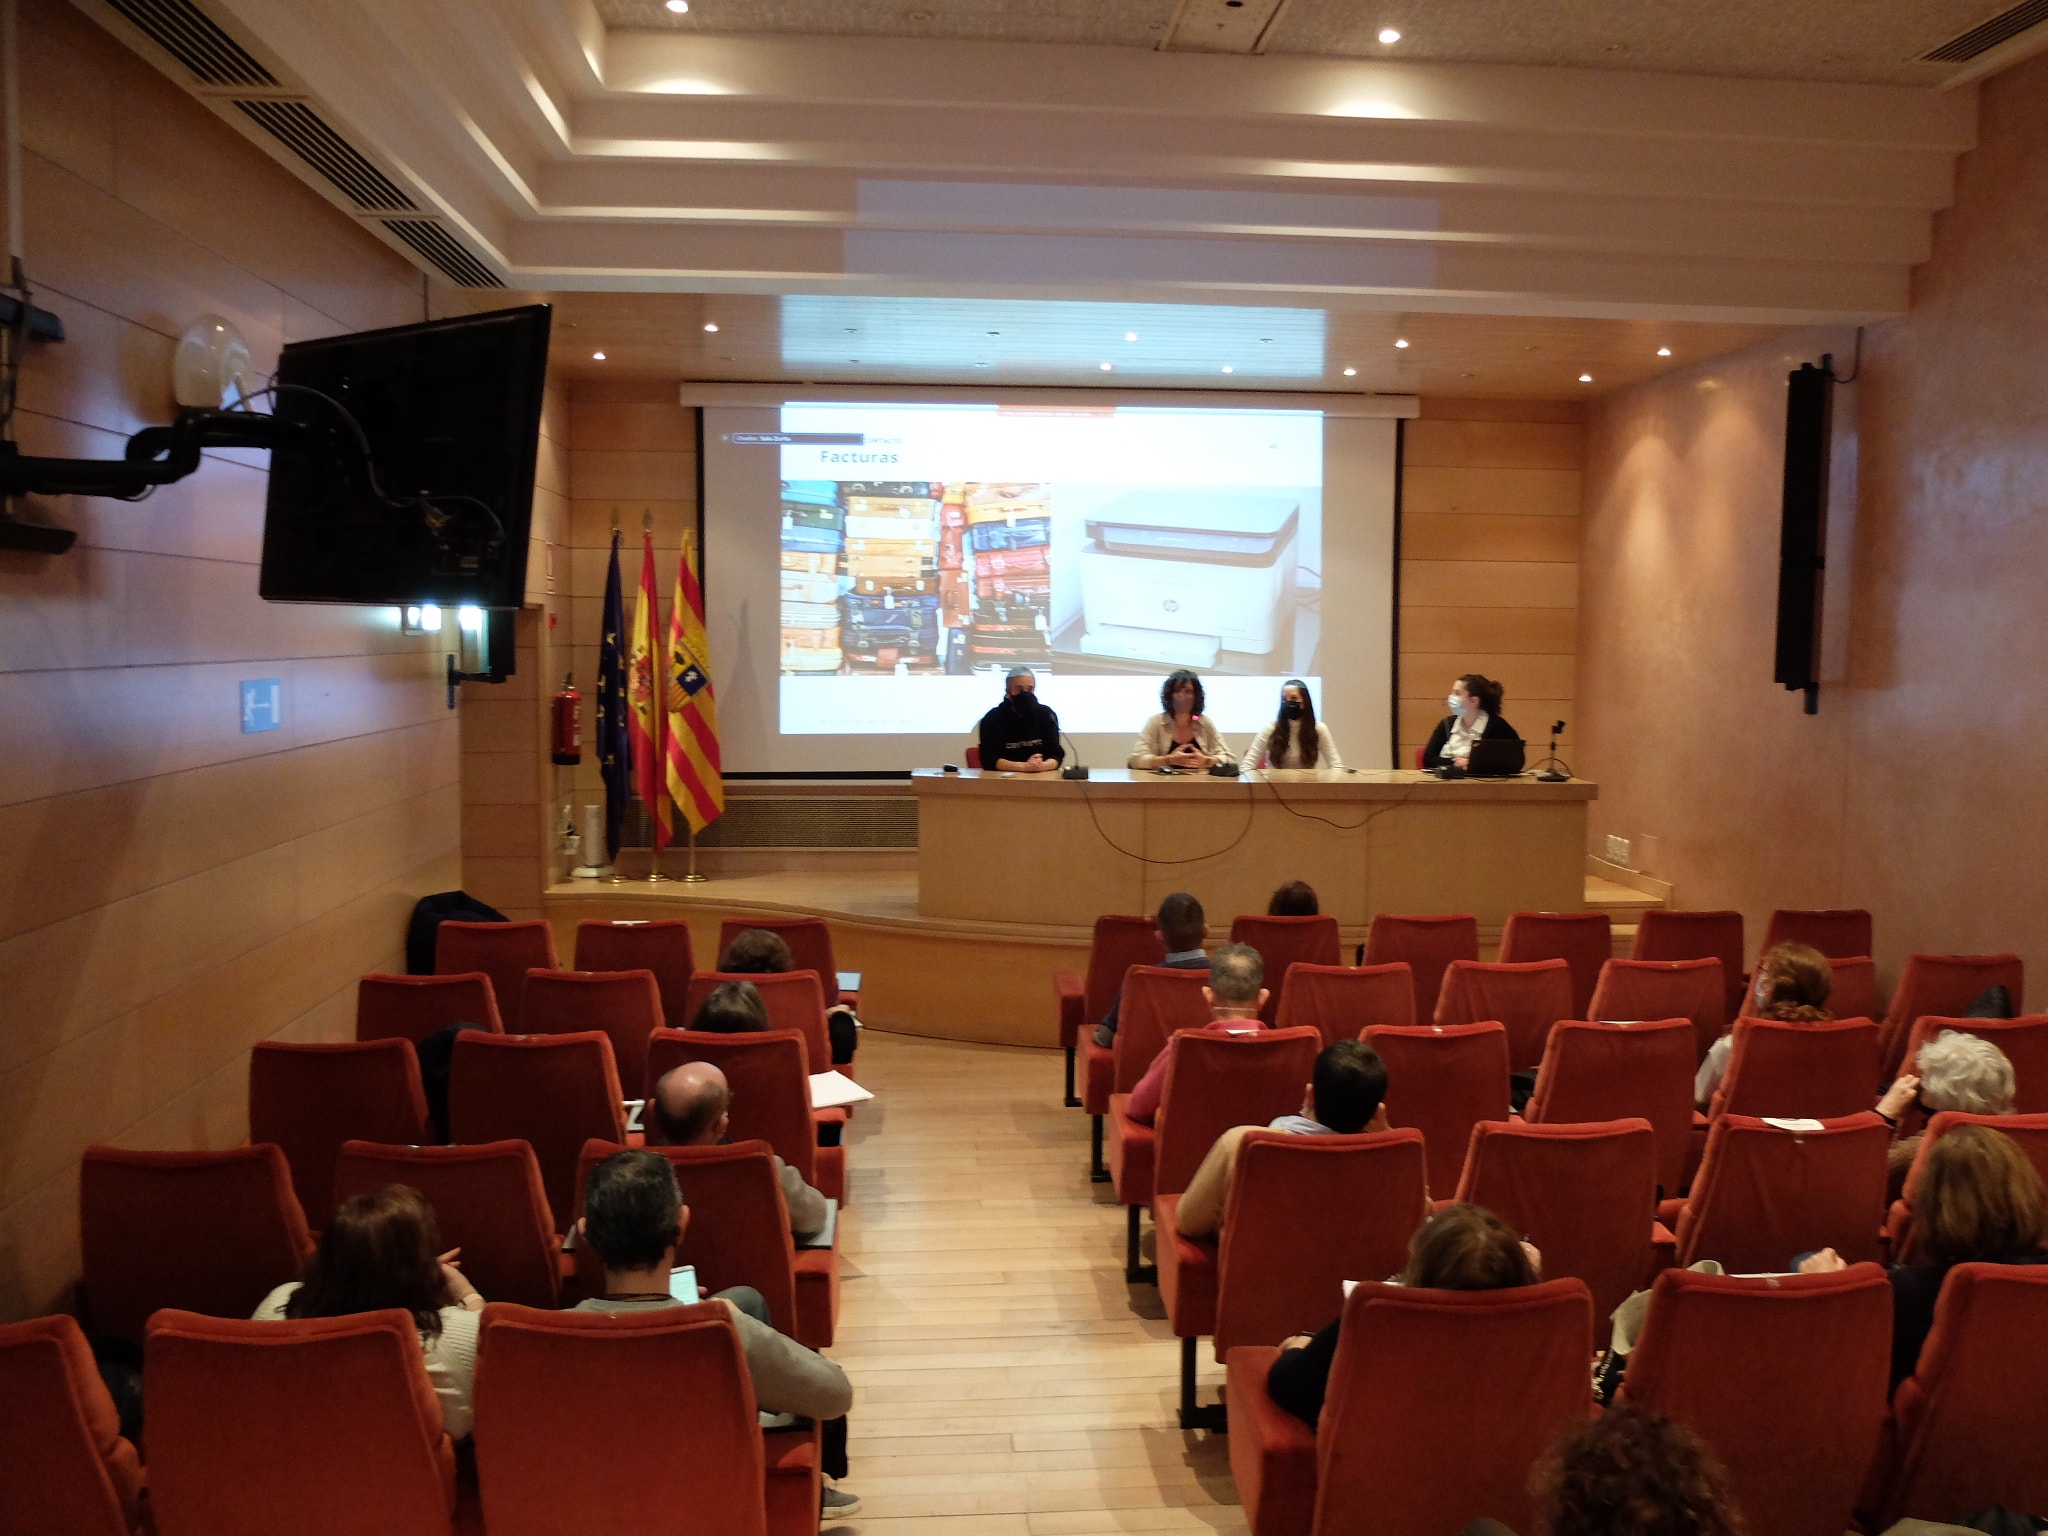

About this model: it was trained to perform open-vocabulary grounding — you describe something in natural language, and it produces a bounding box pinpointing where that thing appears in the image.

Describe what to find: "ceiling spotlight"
[1099,362,1113,371]
[1657,346,1672,357]
[592,350,606,361]
[1221,365,1234,374]
[1578,373,1593,383]
[1378,26,1401,44]
[1394,338,1409,349]
[703,322,719,333]
[1124,331,1138,342]
[666,0,688,12]
[1342,367,1357,377]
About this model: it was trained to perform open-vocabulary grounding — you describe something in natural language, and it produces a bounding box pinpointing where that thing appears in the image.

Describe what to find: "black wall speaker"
[1775,360,1834,709]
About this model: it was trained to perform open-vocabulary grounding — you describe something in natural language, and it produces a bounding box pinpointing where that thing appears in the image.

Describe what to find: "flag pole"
[683,823,705,882]
[644,512,669,884]
[604,516,628,884]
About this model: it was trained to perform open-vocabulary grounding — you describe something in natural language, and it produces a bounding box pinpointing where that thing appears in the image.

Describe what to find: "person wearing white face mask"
[1422,673,1520,771]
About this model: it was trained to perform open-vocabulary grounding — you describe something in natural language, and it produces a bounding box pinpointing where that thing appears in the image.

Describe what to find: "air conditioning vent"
[1922,0,2048,60]
[105,0,274,86]
[381,220,504,289]
[231,100,417,212]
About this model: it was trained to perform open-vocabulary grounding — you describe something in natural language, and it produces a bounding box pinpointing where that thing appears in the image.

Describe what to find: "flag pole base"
[680,872,708,883]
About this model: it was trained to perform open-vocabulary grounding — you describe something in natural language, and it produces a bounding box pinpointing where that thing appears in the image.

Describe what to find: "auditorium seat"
[1827,957,1888,1028]
[574,917,696,1028]
[716,915,856,1008]
[144,1308,457,1536]
[645,1027,845,1203]
[1708,1016,1884,1121]
[1884,1111,2048,1261]
[1899,1013,2048,1112]
[1082,965,1209,1180]
[522,967,665,1102]
[685,969,834,1072]
[1632,908,1746,1026]
[1621,1264,1892,1536]
[1874,1264,2048,1527]
[1363,913,1479,1023]
[1433,957,1574,1072]
[434,919,557,1033]
[474,1302,809,1536]
[248,1038,431,1225]
[1454,1118,1658,1347]
[1157,1128,1426,1429]
[1110,1027,1319,1282]
[1669,1112,1889,1271]
[335,1139,562,1309]
[1759,907,1874,964]
[1228,914,1341,1025]
[447,1031,629,1232]
[1879,952,2026,1081]
[357,971,503,1044]
[1273,961,1414,1048]
[1500,910,1612,1020]
[0,1314,145,1536]
[80,1144,313,1343]
[1225,1277,1592,1536]
[1363,1022,1511,1198]
[1054,915,1163,1106]
[1525,1018,1697,1198]
[1590,956,1726,1065]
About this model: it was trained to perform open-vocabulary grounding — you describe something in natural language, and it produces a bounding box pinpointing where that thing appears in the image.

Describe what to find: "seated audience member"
[1694,942,1834,1106]
[1799,1123,2048,1391]
[1174,1039,1389,1238]
[1877,1030,2017,1191]
[254,1184,484,1440]
[1266,1202,1540,1428]
[719,928,860,1066]
[690,978,771,1034]
[1125,943,1269,1127]
[1266,879,1319,917]
[1093,891,1208,1049]
[574,1149,859,1517]
[652,1061,830,1242]
[1527,1407,1742,1536]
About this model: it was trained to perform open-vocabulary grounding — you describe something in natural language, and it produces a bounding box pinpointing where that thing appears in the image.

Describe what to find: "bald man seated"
[652,1061,831,1242]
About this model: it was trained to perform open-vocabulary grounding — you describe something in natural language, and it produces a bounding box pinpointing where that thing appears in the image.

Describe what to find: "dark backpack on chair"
[405,890,509,975]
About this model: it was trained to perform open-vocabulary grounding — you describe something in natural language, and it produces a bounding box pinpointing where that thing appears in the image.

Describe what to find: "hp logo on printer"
[1162,599,1180,613]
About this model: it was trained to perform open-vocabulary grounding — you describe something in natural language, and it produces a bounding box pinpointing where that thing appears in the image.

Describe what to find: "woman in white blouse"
[1240,679,1343,772]
[1128,668,1230,769]
[1422,673,1520,771]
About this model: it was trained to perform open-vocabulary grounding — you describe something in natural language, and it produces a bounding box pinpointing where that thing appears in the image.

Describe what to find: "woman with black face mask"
[1238,679,1343,771]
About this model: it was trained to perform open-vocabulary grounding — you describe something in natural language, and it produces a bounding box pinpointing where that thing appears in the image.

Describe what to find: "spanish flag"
[666,532,724,834]
[627,529,672,850]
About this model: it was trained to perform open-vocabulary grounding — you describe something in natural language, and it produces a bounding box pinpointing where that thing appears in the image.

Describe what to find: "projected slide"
[760,402,1322,736]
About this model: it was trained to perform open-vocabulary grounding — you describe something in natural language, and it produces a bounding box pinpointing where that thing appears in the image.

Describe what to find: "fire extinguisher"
[551,674,582,766]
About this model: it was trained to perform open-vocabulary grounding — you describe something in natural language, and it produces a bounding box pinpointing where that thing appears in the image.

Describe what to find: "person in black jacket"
[976,667,1065,773]
[1422,673,1521,771]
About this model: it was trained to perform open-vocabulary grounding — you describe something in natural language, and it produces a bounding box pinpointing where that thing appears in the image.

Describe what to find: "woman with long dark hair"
[1423,672,1521,771]
[1239,678,1344,772]
[1128,669,1230,769]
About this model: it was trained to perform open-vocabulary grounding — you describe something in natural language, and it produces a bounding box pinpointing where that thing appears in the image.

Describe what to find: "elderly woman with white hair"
[1876,1029,2018,1194]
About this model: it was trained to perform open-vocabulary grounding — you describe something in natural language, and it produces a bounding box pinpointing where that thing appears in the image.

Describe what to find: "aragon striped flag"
[665,531,724,835]
[627,528,672,850]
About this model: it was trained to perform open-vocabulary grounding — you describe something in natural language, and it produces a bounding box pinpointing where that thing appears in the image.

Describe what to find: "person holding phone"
[1128,668,1230,770]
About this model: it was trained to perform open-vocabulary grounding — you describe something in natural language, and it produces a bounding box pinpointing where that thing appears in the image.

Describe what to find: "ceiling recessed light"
[665,0,688,12]
[1657,347,1672,357]
[1124,331,1138,342]
[1378,26,1401,44]
[1394,338,1409,349]
[1099,362,1113,371]
[1342,367,1357,377]
[703,322,719,333]
[591,350,606,361]
[1578,373,1593,383]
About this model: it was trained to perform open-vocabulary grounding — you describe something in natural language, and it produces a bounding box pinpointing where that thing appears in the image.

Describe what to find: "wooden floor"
[831,1030,1246,1535]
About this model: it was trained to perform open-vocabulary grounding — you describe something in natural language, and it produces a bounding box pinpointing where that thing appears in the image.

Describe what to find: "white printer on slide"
[1077,490,1299,666]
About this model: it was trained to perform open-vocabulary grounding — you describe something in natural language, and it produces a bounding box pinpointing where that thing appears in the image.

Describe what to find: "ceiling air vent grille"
[381,220,503,289]
[1922,0,2048,60]
[105,0,274,87]
[232,100,417,212]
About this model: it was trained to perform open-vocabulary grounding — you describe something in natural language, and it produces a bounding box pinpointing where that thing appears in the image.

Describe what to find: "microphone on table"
[1059,730,1090,780]
[1535,719,1570,783]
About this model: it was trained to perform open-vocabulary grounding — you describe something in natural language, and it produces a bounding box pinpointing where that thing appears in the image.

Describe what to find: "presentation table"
[914,767,1597,931]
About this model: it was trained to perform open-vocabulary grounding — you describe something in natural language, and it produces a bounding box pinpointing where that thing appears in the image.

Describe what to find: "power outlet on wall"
[1605,834,1632,868]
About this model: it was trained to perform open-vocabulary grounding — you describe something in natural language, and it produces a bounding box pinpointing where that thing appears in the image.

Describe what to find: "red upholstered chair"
[1364,1022,1511,1198]
[1883,1111,2048,1261]
[1433,958,1574,1072]
[0,1314,145,1536]
[1364,913,1479,1023]
[357,971,502,1043]
[1591,957,1726,1065]
[964,745,982,768]
[1669,1112,1889,1271]
[1454,1118,1658,1348]
[474,1302,811,1536]
[1229,915,1342,1025]
[685,969,834,1072]
[448,1030,628,1232]
[1274,961,1415,1048]
[1880,952,2026,1081]
[1633,908,1746,1026]
[716,915,856,1008]
[145,1308,455,1536]
[336,1139,562,1309]
[248,1039,431,1225]
[1708,1017,1884,1120]
[1055,915,1163,1107]
[1875,1264,2048,1527]
[645,1028,845,1203]
[1621,1264,1892,1536]
[522,967,665,1104]
[1900,1014,2048,1112]
[1084,966,1210,1179]
[1157,1129,1427,1429]
[80,1144,313,1343]
[434,919,557,1033]
[1760,907,1874,964]
[1525,1018,1698,1199]
[1827,958,1887,1031]
[1500,910,1612,1020]
[1226,1278,1593,1536]
[1111,1027,1320,1281]
[575,917,696,1027]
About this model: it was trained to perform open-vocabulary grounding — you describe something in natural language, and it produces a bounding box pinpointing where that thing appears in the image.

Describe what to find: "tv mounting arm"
[0,407,308,501]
